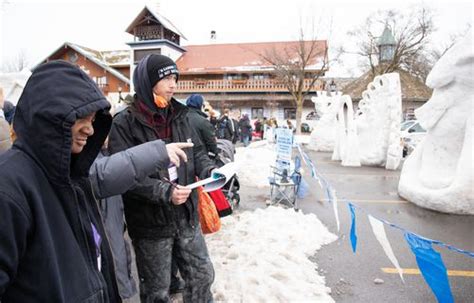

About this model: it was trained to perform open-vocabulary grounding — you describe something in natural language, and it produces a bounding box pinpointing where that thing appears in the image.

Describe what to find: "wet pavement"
[284,149,474,303]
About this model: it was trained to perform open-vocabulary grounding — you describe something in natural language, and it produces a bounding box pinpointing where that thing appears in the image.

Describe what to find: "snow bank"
[207,206,337,302]
[234,140,275,188]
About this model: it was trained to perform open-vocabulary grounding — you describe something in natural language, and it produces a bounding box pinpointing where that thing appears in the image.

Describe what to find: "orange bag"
[197,186,221,234]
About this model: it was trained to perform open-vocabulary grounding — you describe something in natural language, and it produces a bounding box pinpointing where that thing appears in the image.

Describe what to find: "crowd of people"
[0,52,301,302]
[0,54,223,303]
[199,105,291,148]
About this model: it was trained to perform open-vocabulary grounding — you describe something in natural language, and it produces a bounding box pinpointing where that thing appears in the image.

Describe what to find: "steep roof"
[342,69,432,102]
[377,26,396,46]
[125,6,187,40]
[176,40,328,74]
[36,42,130,84]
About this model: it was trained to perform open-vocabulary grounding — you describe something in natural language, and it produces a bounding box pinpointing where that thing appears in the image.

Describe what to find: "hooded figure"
[186,94,219,157]
[0,61,121,302]
[108,54,216,302]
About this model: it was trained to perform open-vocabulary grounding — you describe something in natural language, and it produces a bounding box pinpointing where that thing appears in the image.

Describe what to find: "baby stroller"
[215,139,240,209]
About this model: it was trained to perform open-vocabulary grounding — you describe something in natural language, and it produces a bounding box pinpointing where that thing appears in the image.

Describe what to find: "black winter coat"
[0,61,121,302]
[108,100,216,239]
[186,107,219,156]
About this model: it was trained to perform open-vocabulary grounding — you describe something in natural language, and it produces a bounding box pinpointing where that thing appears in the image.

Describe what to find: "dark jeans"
[133,225,214,303]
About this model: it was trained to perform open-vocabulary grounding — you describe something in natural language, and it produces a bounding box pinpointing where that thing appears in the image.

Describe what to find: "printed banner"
[275,128,293,171]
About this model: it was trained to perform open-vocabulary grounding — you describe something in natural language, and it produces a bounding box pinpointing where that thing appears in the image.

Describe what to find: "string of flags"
[294,143,474,303]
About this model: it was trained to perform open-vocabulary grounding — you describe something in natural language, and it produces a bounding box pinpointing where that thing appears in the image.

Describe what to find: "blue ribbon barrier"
[405,233,454,303]
[294,143,474,302]
[349,203,358,253]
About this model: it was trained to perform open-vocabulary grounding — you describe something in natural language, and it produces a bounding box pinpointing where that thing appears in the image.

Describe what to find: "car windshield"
[401,120,416,131]
[410,122,426,133]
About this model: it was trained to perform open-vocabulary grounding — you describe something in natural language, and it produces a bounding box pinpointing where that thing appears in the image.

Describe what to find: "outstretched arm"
[90,141,193,199]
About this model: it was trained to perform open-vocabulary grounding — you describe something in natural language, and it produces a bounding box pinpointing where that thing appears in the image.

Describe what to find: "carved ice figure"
[327,93,360,166]
[355,73,402,169]
[340,95,361,167]
[398,32,473,214]
[307,91,340,151]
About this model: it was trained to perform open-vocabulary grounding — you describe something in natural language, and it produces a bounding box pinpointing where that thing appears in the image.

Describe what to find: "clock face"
[68,51,78,63]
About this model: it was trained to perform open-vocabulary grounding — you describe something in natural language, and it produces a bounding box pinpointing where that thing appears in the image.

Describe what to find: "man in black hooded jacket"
[186,94,219,158]
[108,54,217,302]
[0,61,121,302]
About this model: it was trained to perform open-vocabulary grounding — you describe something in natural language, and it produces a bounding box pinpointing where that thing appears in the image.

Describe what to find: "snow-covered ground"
[207,207,337,302]
[234,136,310,188]
[207,139,337,302]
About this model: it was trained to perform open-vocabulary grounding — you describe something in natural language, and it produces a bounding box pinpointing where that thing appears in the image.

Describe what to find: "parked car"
[400,120,417,131]
[301,122,312,133]
[401,121,426,157]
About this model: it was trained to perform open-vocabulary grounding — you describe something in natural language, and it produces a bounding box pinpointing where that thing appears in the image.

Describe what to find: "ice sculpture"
[398,32,473,214]
[355,73,403,169]
[309,74,402,169]
[333,95,361,167]
[307,91,340,151]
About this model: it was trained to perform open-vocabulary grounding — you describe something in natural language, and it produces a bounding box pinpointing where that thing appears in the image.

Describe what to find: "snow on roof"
[101,50,130,66]
[57,43,130,84]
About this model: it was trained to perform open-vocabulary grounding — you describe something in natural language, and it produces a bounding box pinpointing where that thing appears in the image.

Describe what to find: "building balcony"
[176,79,321,93]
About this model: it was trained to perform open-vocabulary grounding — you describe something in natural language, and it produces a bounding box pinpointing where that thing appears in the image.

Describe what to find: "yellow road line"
[320,199,408,204]
[382,267,474,277]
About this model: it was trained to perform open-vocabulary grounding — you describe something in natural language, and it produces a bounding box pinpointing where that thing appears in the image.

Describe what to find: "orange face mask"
[154,94,169,108]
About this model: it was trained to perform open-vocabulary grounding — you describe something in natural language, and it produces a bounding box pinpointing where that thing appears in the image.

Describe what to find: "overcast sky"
[0,0,472,76]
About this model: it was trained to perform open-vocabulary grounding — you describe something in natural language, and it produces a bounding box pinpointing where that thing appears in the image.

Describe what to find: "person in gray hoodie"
[90,139,192,299]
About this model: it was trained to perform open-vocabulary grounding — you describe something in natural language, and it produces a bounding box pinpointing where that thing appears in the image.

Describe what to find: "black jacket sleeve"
[198,120,219,156]
[108,114,172,205]
[90,140,170,199]
[189,127,217,180]
[0,193,31,295]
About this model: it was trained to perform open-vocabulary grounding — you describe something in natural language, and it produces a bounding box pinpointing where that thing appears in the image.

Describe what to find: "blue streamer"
[295,143,474,260]
[348,203,357,253]
[405,233,454,303]
[295,176,309,198]
[293,142,474,302]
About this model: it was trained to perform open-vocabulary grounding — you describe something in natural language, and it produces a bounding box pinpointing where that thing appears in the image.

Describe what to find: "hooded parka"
[0,61,121,302]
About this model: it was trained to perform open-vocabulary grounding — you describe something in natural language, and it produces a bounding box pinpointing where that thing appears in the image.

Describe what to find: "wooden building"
[37,42,131,101]
[342,69,433,119]
[39,5,329,122]
[342,26,432,120]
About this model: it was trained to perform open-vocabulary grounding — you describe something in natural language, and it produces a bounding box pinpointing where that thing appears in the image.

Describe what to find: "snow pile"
[234,140,275,188]
[207,206,337,302]
[294,134,310,145]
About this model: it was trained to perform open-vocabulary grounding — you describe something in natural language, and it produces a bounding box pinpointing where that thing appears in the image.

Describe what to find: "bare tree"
[3,49,30,72]
[260,28,329,135]
[430,24,472,60]
[345,6,434,80]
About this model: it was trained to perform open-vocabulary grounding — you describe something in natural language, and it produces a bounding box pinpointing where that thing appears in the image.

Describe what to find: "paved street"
[273,148,474,302]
